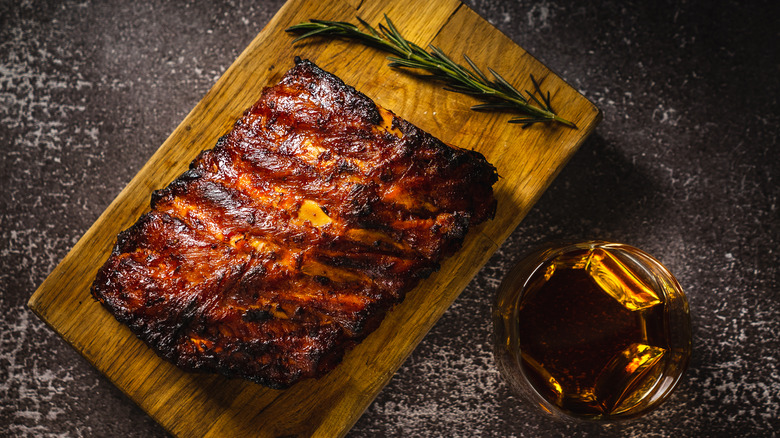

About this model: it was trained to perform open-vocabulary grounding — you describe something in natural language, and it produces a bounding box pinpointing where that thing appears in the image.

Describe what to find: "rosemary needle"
[286,15,576,128]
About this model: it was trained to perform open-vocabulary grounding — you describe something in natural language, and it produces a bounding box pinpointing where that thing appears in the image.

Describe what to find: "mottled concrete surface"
[1,0,777,436]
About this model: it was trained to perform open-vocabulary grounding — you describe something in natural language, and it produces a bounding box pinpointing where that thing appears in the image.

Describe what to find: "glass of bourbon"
[492,241,691,421]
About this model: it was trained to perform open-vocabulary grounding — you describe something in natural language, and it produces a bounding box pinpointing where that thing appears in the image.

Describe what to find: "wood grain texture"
[27,0,600,436]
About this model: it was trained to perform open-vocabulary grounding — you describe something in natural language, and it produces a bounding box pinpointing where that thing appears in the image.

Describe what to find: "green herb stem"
[286,15,576,128]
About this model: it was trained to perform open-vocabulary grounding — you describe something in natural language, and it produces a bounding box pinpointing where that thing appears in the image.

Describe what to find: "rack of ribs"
[91,58,498,388]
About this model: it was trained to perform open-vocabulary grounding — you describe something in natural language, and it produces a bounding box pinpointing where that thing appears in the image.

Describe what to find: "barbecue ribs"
[91,58,498,388]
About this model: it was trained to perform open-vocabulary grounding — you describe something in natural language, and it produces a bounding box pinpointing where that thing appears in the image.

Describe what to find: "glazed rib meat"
[91,58,497,388]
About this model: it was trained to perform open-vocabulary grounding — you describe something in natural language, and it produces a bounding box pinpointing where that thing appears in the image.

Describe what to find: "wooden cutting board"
[28,0,600,436]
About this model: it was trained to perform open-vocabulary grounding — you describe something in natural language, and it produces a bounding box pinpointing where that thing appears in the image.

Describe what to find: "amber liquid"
[516,247,670,417]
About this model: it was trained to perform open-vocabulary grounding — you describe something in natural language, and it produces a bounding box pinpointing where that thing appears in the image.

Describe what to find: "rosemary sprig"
[286,15,576,128]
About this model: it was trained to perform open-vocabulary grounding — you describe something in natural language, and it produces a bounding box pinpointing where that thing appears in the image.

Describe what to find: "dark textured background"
[1,0,778,436]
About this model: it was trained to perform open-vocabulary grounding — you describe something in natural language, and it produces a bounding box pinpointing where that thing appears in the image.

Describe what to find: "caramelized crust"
[91,58,497,388]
